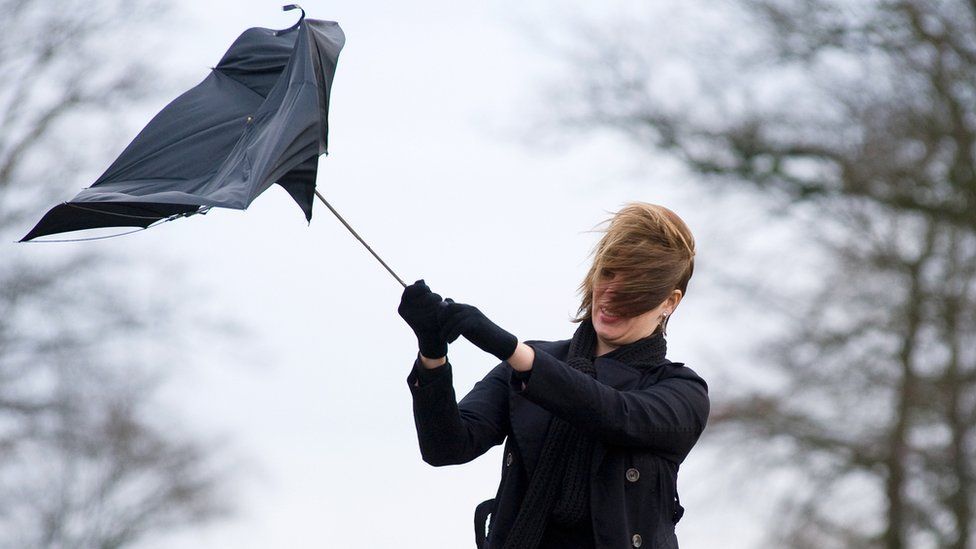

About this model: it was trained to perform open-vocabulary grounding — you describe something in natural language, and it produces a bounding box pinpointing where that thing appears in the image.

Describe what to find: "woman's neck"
[595,328,664,358]
[595,338,618,357]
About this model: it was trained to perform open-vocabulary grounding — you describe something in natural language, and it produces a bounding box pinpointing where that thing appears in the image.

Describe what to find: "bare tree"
[549,1,976,548]
[0,1,230,547]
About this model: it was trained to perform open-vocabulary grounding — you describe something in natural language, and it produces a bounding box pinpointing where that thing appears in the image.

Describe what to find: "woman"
[398,202,709,549]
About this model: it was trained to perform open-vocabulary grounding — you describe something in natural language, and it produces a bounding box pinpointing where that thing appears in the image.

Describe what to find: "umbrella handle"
[314,190,408,288]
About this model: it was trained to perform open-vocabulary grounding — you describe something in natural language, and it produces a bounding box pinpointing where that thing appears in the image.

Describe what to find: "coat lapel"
[510,394,553,476]
[594,356,644,391]
[508,339,569,477]
[590,356,645,469]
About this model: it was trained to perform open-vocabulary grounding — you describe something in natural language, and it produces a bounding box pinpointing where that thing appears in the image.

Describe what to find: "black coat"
[407,338,710,549]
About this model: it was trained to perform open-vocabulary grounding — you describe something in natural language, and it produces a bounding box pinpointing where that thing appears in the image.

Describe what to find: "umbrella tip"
[275,4,305,36]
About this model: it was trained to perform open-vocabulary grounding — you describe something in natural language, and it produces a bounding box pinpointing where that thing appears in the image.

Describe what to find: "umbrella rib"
[21,227,150,243]
[20,210,190,243]
[314,190,407,288]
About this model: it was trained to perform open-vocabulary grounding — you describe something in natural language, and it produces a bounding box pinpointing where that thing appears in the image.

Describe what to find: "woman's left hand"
[438,299,519,363]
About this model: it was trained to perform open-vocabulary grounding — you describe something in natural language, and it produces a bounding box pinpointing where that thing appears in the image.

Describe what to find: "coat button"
[506,452,513,466]
[626,467,640,482]
[632,533,643,547]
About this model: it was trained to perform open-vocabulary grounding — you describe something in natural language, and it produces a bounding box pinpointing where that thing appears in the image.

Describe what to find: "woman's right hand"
[398,279,448,360]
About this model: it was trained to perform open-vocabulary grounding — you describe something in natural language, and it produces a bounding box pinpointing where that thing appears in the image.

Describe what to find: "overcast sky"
[29,1,808,546]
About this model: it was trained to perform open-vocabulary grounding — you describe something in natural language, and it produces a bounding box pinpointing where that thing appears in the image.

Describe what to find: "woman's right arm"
[399,280,509,465]
[407,357,511,466]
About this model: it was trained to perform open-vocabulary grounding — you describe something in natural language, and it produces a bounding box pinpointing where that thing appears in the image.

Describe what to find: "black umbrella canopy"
[22,8,345,241]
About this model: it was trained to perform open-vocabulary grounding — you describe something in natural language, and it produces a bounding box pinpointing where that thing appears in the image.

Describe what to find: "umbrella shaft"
[315,190,407,288]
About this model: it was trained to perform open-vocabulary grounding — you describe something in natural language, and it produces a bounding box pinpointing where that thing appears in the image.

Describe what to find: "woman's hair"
[576,202,696,332]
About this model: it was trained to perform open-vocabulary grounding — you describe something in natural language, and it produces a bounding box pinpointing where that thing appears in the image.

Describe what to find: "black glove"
[398,279,447,359]
[437,299,518,362]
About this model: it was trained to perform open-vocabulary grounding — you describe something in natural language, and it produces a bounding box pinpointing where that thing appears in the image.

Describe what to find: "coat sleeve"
[515,345,710,463]
[406,356,511,467]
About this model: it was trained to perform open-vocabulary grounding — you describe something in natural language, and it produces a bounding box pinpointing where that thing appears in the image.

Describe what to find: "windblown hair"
[576,202,696,333]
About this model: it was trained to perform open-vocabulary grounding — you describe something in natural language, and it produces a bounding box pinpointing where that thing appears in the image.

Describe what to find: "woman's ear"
[669,289,683,311]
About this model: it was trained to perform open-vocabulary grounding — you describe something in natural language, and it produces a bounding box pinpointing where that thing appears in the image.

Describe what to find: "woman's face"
[591,274,679,354]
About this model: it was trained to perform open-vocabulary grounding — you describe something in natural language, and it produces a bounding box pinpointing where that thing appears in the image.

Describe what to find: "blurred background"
[1,0,973,547]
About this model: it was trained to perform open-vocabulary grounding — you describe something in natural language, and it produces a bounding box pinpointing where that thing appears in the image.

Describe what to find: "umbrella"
[21,6,407,286]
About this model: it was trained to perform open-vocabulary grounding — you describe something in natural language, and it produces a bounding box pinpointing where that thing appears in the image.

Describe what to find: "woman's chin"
[594,317,626,343]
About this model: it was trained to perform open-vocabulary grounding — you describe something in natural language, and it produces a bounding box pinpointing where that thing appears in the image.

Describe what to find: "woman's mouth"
[598,305,622,323]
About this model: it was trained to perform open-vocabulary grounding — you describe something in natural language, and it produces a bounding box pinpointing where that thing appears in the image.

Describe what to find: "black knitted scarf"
[502,319,668,549]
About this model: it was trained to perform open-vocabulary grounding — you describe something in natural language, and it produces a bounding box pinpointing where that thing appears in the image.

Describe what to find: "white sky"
[23,1,815,547]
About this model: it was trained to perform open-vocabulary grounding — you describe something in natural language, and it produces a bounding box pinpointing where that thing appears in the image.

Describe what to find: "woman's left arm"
[505,342,536,373]
[440,302,709,463]
[513,345,709,463]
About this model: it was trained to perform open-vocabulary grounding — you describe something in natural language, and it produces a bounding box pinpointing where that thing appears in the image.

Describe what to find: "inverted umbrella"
[21,6,406,286]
